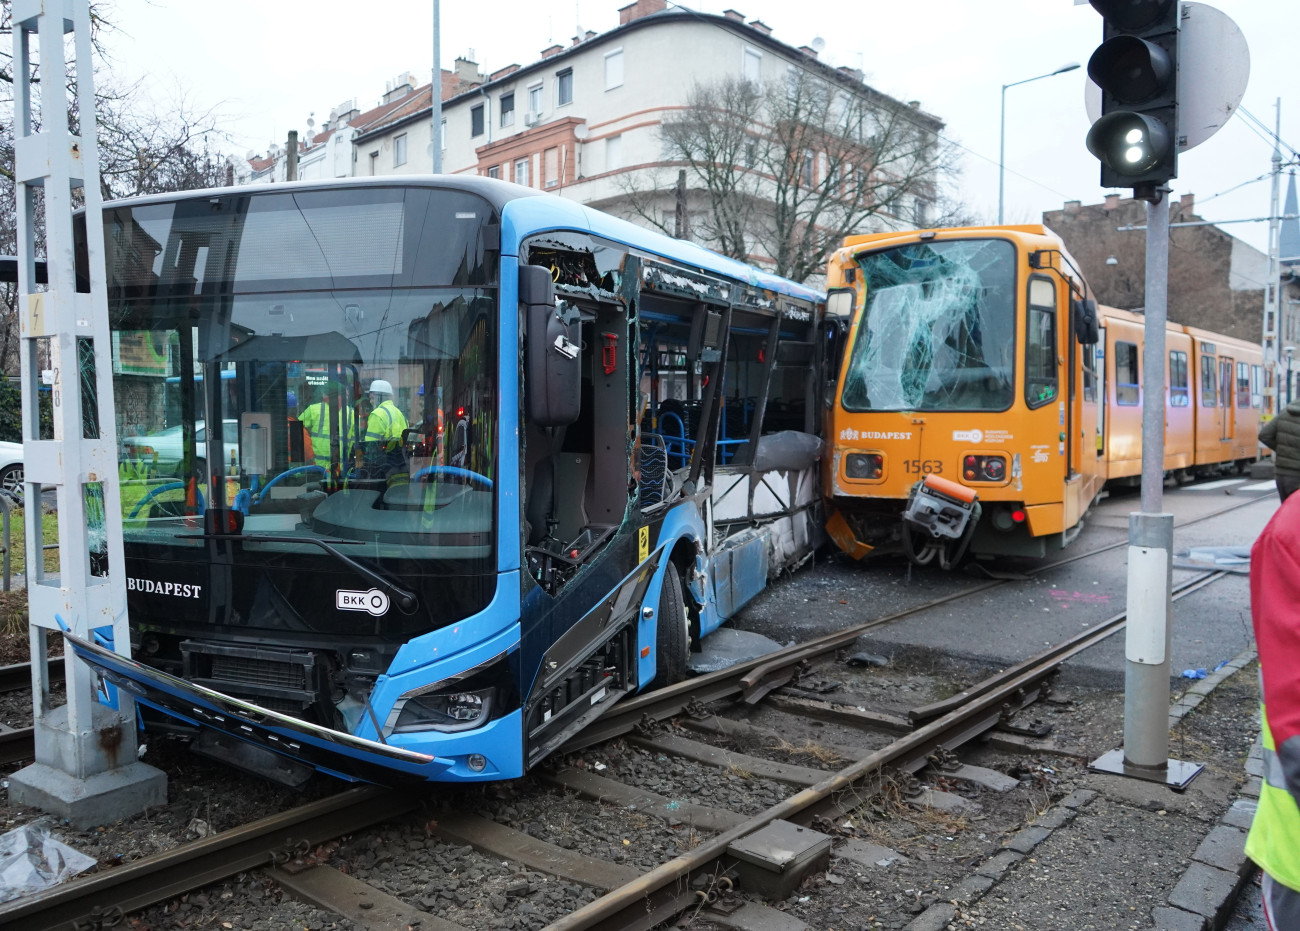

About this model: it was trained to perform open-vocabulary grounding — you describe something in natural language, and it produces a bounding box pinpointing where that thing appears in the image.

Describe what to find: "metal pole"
[1264,99,1282,414]
[998,84,1007,225]
[432,0,443,174]
[997,64,1079,225]
[1094,191,1201,788]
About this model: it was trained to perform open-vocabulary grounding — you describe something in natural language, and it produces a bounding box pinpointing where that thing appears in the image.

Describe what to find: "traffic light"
[1085,0,1180,196]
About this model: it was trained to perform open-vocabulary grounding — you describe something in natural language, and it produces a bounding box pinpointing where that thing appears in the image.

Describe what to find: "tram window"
[1237,361,1251,407]
[1115,340,1139,406]
[1168,350,1189,407]
[1201,356,1217,407]
[1024,278,1057,408]
[1252,364,1263,408]
[1082,344,1096,402]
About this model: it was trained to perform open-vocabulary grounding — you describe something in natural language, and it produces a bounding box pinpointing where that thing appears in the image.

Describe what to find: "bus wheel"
[651,561,689,689]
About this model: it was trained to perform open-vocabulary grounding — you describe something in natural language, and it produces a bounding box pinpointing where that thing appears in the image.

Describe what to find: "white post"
[7,0,166,827]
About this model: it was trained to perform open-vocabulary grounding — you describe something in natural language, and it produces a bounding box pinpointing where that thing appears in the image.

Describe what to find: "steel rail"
[0,785,421,931]
[542,567,1236,931]
[908,568,1230,726]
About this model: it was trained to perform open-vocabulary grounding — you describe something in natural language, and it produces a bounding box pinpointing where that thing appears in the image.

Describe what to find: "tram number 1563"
[903,459,943,475]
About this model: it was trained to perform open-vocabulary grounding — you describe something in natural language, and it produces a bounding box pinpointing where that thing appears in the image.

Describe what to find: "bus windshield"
[104,186,500,631]
[840,238,1016,412]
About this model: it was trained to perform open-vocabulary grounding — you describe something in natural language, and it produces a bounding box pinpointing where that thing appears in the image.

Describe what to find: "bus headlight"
[395,688,494,732]
[385,652,518,735]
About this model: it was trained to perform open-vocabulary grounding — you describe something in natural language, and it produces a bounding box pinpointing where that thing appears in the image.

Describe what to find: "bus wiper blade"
[176,532,418,613]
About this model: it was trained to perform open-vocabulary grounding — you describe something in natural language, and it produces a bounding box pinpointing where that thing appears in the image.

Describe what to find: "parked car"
[121,420,240,476]
[0,440,22,498]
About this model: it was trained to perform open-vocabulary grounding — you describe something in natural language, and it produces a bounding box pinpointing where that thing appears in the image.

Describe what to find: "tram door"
[1219,357,1234,442]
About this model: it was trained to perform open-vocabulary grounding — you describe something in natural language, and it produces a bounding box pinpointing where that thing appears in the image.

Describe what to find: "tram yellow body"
[822,224,1263,567]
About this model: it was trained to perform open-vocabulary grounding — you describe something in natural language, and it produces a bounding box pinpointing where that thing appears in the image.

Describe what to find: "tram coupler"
[902,474,978,542]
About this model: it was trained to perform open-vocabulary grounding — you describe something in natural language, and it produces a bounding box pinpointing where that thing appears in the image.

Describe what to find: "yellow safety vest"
[300,401,354,467]
[1246,704,1300,892]
[365,400,408,447]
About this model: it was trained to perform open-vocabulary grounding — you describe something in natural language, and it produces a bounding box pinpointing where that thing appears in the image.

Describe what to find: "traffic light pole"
[1091,192,1203,789]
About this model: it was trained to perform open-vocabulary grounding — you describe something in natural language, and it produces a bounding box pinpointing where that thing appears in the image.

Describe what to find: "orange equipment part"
[922,473,978,504]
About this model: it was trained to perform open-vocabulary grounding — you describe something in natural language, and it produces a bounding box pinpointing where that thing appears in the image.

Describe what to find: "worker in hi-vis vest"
[1245,488,1300,928]
[298,387,355,471]
[364,379,408,451]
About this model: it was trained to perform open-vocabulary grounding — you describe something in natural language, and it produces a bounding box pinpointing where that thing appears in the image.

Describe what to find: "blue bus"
[66,177,827,785]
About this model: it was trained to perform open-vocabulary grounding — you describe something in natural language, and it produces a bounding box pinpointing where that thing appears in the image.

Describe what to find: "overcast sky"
[102,0,1295,259]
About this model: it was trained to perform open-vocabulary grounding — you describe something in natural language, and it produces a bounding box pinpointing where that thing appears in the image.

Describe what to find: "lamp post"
[1286,345,1296,406]
[998,63,1080,224]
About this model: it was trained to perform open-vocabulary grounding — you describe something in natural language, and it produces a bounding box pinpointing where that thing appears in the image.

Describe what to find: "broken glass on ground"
[0,819,97,904]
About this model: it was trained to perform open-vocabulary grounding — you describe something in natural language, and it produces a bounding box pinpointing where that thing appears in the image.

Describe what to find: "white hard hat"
[369,379,393,396]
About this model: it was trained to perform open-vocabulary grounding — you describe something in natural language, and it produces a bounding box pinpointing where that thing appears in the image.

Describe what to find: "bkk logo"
[127,578,202,598]
[952,429,984,443]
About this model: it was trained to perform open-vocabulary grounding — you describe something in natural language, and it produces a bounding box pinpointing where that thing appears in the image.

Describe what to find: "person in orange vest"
[1245,489,1300,927]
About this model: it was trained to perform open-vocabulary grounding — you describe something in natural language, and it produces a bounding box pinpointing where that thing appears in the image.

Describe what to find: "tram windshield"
[840,238,1016,412]
[97,186,500,625]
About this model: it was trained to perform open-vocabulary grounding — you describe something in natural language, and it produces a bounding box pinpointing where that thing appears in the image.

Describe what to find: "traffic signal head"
[1086,0,1179,194]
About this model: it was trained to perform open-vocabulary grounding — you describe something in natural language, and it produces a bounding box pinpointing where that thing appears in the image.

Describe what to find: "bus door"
[1218,357,1234,442]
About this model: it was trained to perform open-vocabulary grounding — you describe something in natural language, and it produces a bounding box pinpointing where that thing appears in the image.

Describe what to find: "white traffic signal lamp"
[1086,112,1173,175]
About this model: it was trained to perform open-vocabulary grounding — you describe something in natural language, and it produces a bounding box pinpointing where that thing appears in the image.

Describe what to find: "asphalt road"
[734,475,1279,691]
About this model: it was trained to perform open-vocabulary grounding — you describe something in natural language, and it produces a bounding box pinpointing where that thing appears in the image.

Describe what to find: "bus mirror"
[1073,298,1100,345]
[522,265,580,426]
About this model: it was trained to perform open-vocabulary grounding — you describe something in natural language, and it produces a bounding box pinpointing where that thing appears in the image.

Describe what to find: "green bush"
[0,380,54,443]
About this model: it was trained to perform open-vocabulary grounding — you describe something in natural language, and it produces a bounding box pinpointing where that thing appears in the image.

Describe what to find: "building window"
[513,158,530,186]
[369,151,378,176]
[393,133,407,167]
[471,104,485,137]
[544,146,559,188]
[742,47,762,84]
[605,49,624,90]
[1116,340,1140,406]
[800,150,815,187]
[500,93,515,127]
[529,83,543,115]
[440,119,446,151]
[557,69,573,107]
[605,134,622,170]
[486,165,501,179]
[1169,350,1189,406]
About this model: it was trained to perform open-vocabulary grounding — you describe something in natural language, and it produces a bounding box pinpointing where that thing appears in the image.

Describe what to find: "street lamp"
[1286,346,1296,406]
[998,63,1080,224]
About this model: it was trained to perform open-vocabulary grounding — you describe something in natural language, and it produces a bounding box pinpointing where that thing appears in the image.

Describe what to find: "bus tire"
[651,561,689,689]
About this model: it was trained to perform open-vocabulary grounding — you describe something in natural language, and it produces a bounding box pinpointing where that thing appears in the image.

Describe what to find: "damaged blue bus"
[65,177,827,785]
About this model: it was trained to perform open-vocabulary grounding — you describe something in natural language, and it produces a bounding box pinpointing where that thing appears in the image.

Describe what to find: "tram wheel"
[651,561,689,689]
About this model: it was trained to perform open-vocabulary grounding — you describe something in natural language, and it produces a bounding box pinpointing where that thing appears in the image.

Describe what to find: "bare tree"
[619,68,963,283]
[0,1,231,374]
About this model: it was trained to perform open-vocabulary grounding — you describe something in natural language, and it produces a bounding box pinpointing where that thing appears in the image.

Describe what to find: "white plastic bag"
[0,820,97,904]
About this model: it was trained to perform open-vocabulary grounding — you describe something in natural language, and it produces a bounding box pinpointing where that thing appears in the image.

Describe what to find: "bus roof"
[100,176,823,307]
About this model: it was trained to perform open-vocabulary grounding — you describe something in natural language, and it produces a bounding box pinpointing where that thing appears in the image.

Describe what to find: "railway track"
[0,563,1234,931]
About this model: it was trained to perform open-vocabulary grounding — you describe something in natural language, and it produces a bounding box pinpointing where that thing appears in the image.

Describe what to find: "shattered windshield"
[840,239,1016,412]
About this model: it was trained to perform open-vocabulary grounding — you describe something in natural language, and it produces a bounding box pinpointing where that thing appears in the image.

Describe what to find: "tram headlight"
[961,455,1008,483]
[845,453,883,479]
[386,652,518,735]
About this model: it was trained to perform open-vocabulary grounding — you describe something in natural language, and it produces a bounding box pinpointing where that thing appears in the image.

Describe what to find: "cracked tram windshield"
[100,186,499,633]
[841,238,1015,412]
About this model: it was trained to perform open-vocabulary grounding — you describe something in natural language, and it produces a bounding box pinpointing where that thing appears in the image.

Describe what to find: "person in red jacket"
[1245,489,1300,928]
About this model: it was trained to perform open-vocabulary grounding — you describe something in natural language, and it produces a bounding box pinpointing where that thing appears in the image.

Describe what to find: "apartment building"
[245,1,945,276]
